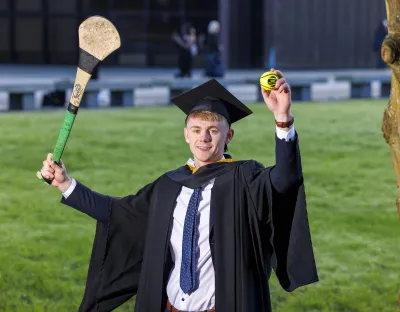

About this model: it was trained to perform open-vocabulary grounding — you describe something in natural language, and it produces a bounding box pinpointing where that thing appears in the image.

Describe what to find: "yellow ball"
[260,71,279,91]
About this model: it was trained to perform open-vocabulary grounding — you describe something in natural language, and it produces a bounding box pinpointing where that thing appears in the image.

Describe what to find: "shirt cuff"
[276,125,295,142]
[62,178,77,199]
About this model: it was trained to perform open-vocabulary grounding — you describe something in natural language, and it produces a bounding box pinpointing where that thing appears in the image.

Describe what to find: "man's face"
[184,116,234,166]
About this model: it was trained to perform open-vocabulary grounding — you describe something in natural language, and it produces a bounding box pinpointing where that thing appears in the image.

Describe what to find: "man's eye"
[211,130,219,134]
[193,130,200,134]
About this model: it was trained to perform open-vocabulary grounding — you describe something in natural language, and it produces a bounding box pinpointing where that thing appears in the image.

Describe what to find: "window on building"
[15,0,41,12]
[48,17,78,64]
[48,0,76,14]
[0,1,8,11]
[113,14,147,65]
[147,13,183,66]
[114,0,146,11]
[82,0,109,14]
[15,17,43,62]
[185,0,218,13]
[148,13,182,47]
[149,0,181,12]
[0,17,10,62]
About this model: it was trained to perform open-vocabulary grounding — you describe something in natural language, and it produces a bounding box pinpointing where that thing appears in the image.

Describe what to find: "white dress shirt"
[167,176,216,311]
[63,125,295,311]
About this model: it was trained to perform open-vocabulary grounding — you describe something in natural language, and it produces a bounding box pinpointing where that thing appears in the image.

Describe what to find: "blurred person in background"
[372,18,388,68]
[203,20,224,78]
[172,23,198,78]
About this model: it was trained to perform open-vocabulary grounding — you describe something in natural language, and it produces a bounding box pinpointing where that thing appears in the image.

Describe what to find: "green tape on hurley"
[39,111,77,184]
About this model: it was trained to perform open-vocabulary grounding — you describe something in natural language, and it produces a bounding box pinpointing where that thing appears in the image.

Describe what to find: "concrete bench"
[55,80,157,108]
[336,75,391,98]
[85,81,139,108]
[246,77,327,102]
[226,84,258,103]
[0,83,53,111]
[155,78,249,99]
[55,79,169,108]
[288,79,326,102]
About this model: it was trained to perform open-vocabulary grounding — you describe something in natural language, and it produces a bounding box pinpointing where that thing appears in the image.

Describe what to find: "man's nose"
[200,131,212,142]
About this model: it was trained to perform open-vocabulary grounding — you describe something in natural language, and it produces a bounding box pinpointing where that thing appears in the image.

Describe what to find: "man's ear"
[226,128,234,143]
[184,127,190,144]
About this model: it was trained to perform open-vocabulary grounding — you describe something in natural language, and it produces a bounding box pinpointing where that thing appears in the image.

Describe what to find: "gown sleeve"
[76,179,159,312]
[60,181,112,222]
[242,133,319,292]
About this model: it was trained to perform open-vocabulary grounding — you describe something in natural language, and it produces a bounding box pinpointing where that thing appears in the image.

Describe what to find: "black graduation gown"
[61,133,318,312]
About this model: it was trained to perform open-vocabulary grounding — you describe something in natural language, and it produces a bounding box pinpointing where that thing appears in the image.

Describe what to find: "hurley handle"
[36,110,77,184]
[36,67,91,185]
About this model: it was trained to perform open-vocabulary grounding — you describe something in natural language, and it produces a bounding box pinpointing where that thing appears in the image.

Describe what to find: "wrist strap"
[275,117,294,128]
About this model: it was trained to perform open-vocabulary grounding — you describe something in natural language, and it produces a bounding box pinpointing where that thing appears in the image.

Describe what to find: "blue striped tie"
[180,187,202,293]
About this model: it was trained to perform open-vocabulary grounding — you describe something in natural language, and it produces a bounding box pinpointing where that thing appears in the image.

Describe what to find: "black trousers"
[177,51,193,77]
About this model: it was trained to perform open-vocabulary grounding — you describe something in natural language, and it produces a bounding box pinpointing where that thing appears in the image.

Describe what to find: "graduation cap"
[171,79,253,125]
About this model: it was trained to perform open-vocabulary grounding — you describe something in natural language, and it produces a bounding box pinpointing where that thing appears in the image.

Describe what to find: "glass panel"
[112,15,147,65]
[149,0,181,12]
[15,17,42,51]
[15,0,41,12]
[148,13,182,49]
[48,0,76,13]
[82,0,109,14]
[114,0,146,11]
[0,0,8,11]
[48,17,78,63]
[185,0,218,12]
[113,14,146,41]
[15,17,43,62]
[147,14,184,66]
[0,17,9,51]
[48,17,77,51]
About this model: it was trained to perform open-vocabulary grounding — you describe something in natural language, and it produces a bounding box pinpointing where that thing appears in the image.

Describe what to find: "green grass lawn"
[1,99,399,312]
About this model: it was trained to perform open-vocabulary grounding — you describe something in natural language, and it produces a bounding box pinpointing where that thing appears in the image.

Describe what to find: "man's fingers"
[274,77,286,90]
[47,153,53,162]
[41,168,54,180]
[58,159,65,169]
[278,83,290,93]
[53,162,64,174]
[261,87,270,99]
[43,160,55,173]
[271,68,284,78]
[50,160,61,171]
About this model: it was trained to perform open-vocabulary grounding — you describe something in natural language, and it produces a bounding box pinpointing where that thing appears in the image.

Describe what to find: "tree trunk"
[382,0,400,219]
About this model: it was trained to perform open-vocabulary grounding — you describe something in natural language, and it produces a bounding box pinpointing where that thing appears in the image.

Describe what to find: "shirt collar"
[185,155,234,174]
[186,155,225,168]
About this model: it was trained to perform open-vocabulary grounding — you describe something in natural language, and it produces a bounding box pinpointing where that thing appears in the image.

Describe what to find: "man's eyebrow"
[190,125,220,129]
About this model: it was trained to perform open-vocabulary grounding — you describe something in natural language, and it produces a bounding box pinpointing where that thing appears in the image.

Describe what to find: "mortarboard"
[171,79,253,125]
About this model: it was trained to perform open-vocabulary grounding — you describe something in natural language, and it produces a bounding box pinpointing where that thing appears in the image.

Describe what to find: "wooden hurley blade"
[66,16,121,108]
[69,16,121,109]
[79,16,121,61]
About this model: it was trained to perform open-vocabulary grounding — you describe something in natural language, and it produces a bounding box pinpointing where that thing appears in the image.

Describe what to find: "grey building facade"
[0,0,387,69]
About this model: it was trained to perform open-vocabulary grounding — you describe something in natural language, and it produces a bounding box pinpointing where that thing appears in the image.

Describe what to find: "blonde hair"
[185,110,229,126]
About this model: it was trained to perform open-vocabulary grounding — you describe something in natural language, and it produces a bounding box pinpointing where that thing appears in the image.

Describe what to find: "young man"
[40,70,318,312]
